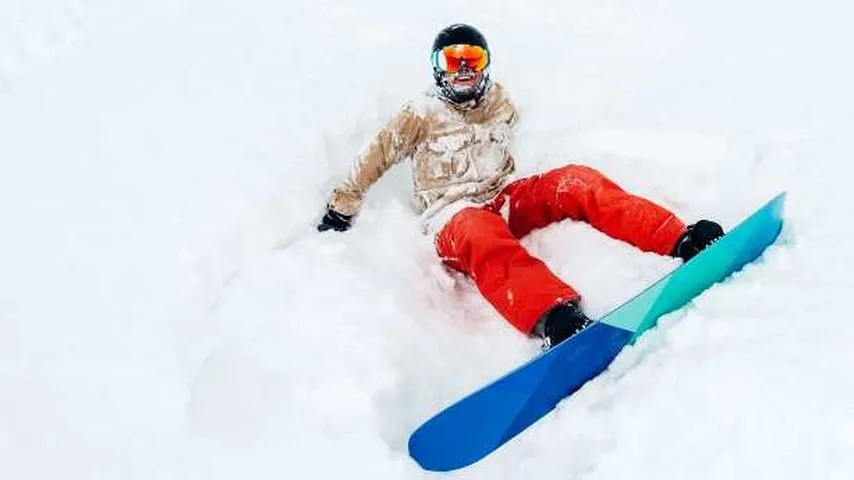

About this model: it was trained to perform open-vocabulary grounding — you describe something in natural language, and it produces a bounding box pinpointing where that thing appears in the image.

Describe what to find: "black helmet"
[432,23,489,53]
[431,24,492,105]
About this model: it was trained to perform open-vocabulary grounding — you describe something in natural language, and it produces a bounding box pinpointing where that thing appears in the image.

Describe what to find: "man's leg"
[435,207,579,334]
[487,164,687,256]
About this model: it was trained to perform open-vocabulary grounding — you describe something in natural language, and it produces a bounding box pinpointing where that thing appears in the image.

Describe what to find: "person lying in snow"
[318,23,724,348]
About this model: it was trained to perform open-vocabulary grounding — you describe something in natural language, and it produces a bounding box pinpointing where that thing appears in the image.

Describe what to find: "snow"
[1,0,853,478]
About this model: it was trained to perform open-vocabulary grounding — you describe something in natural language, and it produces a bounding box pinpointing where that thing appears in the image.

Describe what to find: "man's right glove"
[671,219,724,261]
[317,208,353,232]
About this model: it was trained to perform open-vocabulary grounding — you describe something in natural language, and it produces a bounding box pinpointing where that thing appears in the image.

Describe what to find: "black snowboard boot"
[671,220,724,262]
[534,301,593,349]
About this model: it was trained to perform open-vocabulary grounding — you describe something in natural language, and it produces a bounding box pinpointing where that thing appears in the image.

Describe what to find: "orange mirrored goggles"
[431,44,490,73]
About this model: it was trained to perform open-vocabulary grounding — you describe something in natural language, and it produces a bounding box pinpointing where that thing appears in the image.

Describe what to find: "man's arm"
[319,107,423,232]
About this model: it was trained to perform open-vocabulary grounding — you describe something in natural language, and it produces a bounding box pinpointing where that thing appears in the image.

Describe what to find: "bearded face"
[444,65,484,96]
[431,42,491,105]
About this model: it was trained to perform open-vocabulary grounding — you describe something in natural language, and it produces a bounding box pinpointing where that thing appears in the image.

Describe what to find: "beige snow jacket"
[328,82,518,221]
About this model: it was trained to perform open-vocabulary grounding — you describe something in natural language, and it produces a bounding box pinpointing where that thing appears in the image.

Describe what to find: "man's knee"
[552,163,610,183]
[440,207,502,238]
[437,207,492,250]
[435,207,507,270]
[544,164,624,196]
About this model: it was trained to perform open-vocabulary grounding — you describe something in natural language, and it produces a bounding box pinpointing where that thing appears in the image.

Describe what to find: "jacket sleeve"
[328,107,424,216]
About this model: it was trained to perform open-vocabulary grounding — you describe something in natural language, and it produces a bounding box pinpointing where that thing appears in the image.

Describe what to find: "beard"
[436,69,491,105]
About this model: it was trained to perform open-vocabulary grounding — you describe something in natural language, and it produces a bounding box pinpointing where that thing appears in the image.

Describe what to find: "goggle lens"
[433,44,489,73]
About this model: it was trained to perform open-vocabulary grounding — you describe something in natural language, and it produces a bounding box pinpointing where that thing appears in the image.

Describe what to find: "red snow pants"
[435,164,687,334]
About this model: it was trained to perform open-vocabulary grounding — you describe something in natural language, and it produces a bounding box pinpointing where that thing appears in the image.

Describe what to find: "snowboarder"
[318,24,723,348]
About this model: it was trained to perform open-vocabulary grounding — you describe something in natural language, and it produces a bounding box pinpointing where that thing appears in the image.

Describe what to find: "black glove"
[671,219,724,261]
[317,208,353,232]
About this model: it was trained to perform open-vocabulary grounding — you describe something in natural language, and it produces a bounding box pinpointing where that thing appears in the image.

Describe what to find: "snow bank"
[1,0,853,478]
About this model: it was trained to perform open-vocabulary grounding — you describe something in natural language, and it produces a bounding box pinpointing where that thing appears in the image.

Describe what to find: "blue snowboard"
[409,193,787,472]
